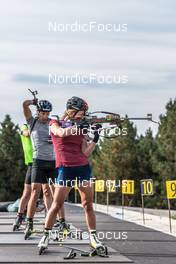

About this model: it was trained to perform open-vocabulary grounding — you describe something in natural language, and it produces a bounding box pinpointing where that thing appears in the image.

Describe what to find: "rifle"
[71,111,159,127]
[28,89,39,110]
[53,111,159,139]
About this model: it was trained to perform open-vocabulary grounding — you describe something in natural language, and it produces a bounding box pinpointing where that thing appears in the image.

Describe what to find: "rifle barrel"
[125,117,152,120]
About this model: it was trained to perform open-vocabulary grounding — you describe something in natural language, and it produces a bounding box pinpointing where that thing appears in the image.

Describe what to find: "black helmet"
[38,100,52,112]
[66,96,88,112]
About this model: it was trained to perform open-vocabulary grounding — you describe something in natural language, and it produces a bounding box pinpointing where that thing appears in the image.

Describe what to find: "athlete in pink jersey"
[50,118,89,168]
[38,97,107,255]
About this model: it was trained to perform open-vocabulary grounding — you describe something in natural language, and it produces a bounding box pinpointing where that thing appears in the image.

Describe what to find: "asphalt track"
[0,203,175,264]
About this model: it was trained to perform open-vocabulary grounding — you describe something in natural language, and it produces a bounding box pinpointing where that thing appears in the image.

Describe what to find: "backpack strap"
[29,117,38,134]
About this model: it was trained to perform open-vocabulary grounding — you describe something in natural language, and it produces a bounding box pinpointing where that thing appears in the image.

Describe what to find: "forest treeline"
[0,99,176,208]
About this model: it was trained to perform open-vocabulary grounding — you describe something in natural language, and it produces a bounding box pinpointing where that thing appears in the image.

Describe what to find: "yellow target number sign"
[166,181,176,199]
[141,179,154,196]
[122,180,134,195]
[95,180,105,192]
[107,180,116,193]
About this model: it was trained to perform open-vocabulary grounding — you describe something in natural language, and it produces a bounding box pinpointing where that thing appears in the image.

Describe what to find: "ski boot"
[89,231,108,257]
[13,213,24,231]
[53,219,62,228]
[38,230,50,255]
[54,219,70,240]
[24,219,33,240]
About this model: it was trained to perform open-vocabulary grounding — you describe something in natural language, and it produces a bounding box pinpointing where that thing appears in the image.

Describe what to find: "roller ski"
[89,231,108,257]
[63,246,90,259]
[38,235,88,258]
[62,239,108,260]
[59,231,108,259]
[38,231,49,255]
[13,213,25,231]
[24,219,33,240]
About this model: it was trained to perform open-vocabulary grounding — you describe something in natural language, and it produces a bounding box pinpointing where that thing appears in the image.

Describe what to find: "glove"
[93,131,100,143]
[91,123,102,131]
[32,99,38,106]
[94,124,102,130]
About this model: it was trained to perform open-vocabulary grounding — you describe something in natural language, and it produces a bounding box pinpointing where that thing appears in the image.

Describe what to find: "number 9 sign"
[166,181,176,199]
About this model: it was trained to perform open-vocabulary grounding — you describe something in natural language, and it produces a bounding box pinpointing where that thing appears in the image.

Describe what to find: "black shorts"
[25,163,32,185]
[31,159,57,184]
[56,164,92,187]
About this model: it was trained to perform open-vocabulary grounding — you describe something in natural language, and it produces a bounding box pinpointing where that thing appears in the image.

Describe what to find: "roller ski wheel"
[24,229,32,240]
[13,215,23,231]
[38,246,46,255]
[90,245,109,257]
[64,249,77,260]
[13,223,19,232]
[24,222,33,240]
[96,245,108,257]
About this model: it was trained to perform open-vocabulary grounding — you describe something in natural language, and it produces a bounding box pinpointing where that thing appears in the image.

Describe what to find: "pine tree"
[153,99,176,208]
[137,129,160,207]
[91,119,139,206]
[0,115,26,201]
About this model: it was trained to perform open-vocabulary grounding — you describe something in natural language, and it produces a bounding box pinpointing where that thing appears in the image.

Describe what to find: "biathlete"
[38,96,107,256]
[13,124,33,231]
[23,99,67,239]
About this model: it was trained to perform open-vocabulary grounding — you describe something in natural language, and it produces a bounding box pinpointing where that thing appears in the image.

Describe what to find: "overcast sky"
[0,0,176,135]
